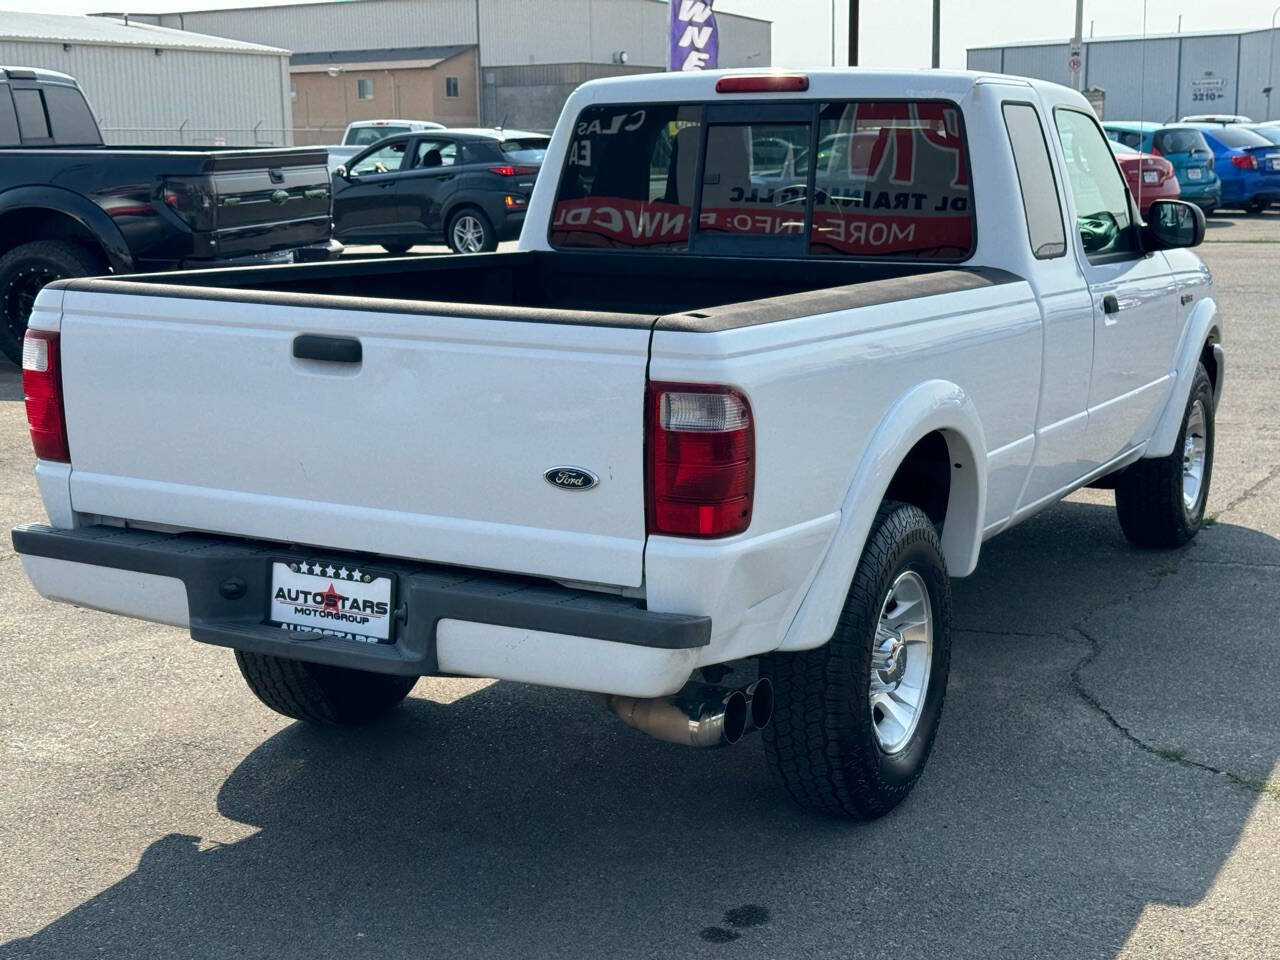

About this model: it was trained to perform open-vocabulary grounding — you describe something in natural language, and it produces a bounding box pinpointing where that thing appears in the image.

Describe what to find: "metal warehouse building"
[1,12,294,145]
[124,0,773,135]
[969,28,1280,123]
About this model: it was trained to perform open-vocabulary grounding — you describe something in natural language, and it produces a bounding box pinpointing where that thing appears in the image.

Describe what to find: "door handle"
[293,334,362,364]
[1102,294,1120,315]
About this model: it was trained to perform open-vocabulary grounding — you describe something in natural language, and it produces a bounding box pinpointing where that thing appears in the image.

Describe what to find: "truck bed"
[71,251,1017,332]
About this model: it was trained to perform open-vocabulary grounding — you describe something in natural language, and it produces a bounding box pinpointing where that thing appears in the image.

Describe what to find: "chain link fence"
[101,124,312,147]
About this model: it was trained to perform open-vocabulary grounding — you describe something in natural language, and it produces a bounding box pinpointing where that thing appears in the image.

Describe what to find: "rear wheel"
[446,207,497,254]
[235,650,417,725]
[0,240,107,365]
[1114,362,1214,548]
[761,501,952,819]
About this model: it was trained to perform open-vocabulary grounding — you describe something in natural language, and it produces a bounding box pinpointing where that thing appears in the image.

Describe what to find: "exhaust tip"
[722,690,748,745]
[748,676,774,731]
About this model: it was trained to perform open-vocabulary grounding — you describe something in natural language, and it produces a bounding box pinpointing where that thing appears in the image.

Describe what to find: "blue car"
[1187,124,1280,213]
[1102,121,1220,214]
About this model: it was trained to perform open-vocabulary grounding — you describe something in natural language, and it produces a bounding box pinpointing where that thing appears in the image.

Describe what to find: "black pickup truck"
[0,66,338,363]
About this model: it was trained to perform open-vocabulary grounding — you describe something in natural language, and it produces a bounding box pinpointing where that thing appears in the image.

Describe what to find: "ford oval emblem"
[544,466,599,491]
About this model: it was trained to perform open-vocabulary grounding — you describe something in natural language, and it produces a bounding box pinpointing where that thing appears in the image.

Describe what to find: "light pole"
[848,0,859,66]
[831,0,836,66]
[1269,5,1280,121]
[1069,0,1084,91]
[931,0,940,68]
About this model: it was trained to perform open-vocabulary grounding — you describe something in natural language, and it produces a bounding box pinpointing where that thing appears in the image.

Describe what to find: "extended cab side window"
[12,88,50,142]
[43,85,102,146]
[0,89,18,147]
[1002,103,1066,259]
[1053,109,1141,261]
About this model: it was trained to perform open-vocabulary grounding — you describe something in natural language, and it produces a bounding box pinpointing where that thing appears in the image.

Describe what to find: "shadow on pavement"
[0,360,21,402]
[4,500,1277,960]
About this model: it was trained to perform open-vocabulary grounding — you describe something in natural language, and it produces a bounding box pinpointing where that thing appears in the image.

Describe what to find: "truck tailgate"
[56,289,651,588]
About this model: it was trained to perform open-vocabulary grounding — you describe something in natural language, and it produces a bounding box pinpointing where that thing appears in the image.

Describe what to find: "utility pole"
[931,0,940,68]
[1068,0,1084,91]
[1269,5,1280,121]
[831,0,837,66]
[848,0,859,66]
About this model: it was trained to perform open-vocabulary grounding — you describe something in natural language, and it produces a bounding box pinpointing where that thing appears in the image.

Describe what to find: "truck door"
[1052,108,1180,465]
[999,100,1096,515]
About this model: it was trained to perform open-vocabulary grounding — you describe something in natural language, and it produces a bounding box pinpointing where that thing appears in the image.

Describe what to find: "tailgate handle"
[293,334,362,364]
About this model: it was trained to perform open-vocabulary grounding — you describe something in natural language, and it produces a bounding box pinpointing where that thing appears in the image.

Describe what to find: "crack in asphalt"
[1188,557,1280,570]
[1069,623,1279,801]
[957,535,1279,801]
[1217,461,1280,517]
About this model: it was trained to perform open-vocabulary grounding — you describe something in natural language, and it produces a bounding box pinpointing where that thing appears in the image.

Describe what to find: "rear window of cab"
[549,100,974,261]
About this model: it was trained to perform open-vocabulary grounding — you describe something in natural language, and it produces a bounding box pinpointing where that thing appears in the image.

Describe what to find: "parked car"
[1103,121,1220,214]
[1108,140,1180,215]
[1186,123,1280,213]
[325,119,447,173]
[0,66,338,364]
[1243,122,1280,147]
[1180,114,1251,125]
[332,128,549,253]
[13,69,1220,821]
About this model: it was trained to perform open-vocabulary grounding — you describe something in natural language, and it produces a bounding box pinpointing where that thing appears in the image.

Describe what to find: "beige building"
[290,46,478,145]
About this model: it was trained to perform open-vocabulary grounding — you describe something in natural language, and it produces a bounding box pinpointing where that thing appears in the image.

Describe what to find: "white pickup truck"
[14,69,1222,819]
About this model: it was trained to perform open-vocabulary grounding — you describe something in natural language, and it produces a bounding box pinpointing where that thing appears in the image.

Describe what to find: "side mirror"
[1144,199,1205,250]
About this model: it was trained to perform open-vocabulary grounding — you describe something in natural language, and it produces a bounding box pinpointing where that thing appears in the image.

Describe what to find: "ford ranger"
[12,70,1223,819]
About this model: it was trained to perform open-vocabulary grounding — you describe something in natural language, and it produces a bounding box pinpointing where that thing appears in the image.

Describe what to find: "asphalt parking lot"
[1,213,1278,960]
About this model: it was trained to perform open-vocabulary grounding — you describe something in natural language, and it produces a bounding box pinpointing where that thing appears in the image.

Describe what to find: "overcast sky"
[7,0,1279,68]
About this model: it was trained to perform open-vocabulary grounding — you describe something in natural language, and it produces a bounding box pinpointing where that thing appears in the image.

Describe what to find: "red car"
[1109,141,1180,216]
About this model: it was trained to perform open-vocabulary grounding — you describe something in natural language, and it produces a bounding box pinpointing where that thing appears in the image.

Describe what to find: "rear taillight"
[489,165,538,177]
[161,176,216,231]
[1230,154,1257,170]
[22,330,69,463]
[646,382,754,538]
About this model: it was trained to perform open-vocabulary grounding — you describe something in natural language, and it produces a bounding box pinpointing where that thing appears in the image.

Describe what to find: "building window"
[290,81,297,102]
[357,78,374,100]
[445,76,459,98]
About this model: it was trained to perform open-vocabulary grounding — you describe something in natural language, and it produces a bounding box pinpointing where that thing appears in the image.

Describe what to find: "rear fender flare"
[778,379,986,652]
[1146,295,1222,458]
[0,186,135,274]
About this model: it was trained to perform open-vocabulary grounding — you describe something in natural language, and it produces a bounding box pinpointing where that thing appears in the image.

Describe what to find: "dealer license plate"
[268,560,394,643]
[1186,167,1204,180]
[1142,170,1160,184]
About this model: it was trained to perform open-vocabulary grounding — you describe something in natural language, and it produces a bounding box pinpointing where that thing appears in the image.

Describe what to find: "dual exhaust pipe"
[600,676,774,748]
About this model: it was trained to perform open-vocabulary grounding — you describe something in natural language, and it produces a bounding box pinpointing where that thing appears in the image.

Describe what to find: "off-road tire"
[760,501,952,819]
[235,651,417,725]
[1114,362,1215,548]
[0,240,107,364]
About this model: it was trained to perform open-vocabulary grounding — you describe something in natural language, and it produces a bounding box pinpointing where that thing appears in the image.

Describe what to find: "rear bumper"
[13,524,708,697]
